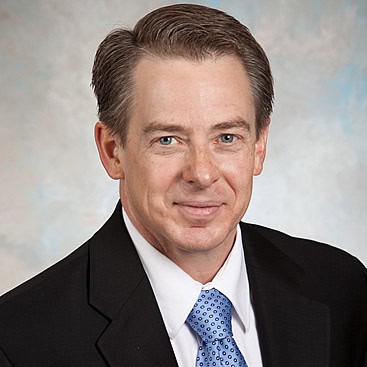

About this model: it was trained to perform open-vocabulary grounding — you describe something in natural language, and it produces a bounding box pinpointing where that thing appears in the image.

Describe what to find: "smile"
[174,201,223,219]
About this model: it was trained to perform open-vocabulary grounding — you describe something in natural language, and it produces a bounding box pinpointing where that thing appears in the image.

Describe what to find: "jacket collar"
[241,222,330,367]
[88,202,178,367]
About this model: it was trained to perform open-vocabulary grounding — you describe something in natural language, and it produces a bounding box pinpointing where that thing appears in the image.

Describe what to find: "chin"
[174,226,234,253]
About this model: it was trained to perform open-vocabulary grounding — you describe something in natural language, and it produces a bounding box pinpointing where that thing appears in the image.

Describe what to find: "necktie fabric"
[186,288,248,367]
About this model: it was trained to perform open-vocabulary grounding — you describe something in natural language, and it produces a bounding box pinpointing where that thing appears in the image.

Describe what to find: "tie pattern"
[187,289,248,367]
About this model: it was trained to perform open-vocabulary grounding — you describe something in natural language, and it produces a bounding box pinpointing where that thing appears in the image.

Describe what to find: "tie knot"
[186,289,233,343]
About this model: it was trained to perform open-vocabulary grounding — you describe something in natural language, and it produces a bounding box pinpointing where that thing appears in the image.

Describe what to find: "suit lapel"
[241,223,330,367]
[86,203,330,366]
[88,203,178,367]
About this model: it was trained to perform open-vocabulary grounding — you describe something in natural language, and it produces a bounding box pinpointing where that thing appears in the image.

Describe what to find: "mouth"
[173,201,224,220]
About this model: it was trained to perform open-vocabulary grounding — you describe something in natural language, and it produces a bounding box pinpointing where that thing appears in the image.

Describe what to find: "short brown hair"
[92,4,273,144]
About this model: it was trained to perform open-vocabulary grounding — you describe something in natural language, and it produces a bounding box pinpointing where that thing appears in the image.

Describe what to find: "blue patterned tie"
[186,289,248,367]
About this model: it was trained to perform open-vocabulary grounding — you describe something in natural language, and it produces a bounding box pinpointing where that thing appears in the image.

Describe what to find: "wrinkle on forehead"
[129,55,256,140]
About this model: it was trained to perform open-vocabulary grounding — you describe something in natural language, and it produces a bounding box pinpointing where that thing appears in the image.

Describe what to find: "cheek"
[129,157,180,201]
[220,151,255,179]
[147,158,180,187]
[219,153,255,198]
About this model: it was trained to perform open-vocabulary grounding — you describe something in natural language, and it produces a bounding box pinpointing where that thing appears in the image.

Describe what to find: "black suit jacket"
[0,203,366,366]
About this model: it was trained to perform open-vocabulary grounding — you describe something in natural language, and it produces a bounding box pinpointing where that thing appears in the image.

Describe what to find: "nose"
[182,146,220,188]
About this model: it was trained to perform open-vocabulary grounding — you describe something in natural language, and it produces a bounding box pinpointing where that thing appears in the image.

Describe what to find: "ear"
[94,122,125,180]
[253,122,270,176]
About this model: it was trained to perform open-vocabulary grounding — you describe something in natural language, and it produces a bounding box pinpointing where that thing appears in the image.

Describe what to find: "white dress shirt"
[123,209,263,367]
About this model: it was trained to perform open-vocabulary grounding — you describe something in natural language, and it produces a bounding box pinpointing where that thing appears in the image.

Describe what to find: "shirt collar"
[208,226,250,333]
[122,208,250,339]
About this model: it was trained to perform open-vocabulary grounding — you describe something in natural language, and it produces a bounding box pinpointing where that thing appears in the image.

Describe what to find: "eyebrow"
[142,122,187,135]
[142,117,251,135]
[211,118,251,133]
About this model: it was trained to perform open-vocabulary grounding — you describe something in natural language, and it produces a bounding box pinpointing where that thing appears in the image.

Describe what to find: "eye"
[159,136,177,145]
[220,134,236,143]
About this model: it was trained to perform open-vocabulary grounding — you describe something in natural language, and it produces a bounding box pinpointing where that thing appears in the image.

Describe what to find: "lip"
[174,201,224,220]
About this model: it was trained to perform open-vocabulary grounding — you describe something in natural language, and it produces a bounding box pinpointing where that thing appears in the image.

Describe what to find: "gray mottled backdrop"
[1,0,366,295]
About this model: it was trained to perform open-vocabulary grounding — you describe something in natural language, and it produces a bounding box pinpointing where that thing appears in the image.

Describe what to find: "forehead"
[130,55,255,129]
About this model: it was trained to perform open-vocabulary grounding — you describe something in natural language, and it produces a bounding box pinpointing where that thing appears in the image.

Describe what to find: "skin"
[95,55,269,284]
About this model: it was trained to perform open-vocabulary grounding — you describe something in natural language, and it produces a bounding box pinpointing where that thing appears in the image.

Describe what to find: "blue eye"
[220,134,235,143]
[159,136,176,145]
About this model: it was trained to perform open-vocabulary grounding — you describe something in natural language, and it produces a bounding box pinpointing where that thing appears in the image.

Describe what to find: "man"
[0,4,366,367]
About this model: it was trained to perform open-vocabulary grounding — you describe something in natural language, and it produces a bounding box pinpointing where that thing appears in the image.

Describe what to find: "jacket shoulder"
[0,240,89,312]
[241,221,365,267]
[240,221,367,291]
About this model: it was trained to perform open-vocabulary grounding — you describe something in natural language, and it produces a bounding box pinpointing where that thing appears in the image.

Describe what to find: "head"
[93,4,274,281]
[91,4,273,144]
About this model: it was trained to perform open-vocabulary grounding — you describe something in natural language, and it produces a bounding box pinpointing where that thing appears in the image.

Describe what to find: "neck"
[157,233,236,284]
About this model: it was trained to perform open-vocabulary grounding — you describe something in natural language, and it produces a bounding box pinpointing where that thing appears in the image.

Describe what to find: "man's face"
[118,56,268,262]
